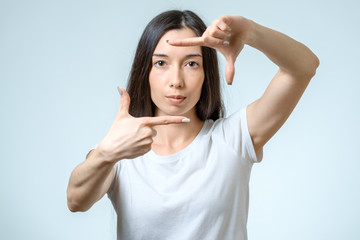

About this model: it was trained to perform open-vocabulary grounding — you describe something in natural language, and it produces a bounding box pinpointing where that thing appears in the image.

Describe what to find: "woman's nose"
[169,68,184,88]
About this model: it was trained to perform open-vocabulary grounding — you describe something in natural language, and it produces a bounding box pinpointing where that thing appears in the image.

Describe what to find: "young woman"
[67,10,319,239]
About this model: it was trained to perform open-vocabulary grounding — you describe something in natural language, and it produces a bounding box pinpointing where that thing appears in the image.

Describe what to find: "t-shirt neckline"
[147,120,211,163]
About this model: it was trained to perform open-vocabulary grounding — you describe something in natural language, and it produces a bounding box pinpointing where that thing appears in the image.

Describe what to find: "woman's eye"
[186,61,199,67]
[155,61,166,67]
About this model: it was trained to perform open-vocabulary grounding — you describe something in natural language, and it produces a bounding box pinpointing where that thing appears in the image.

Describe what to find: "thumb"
[117,87,130,116]
[225,58,235,85]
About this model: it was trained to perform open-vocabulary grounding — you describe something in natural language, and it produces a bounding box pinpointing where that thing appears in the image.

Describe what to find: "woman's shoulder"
[211,107,246,127]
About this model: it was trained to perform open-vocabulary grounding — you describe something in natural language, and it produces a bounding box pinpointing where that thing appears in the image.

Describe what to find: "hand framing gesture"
[168,15,253,85]
[97,87,190,162]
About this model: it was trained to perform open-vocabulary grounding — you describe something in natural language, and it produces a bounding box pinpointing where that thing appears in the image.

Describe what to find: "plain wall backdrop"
[1,0,359,239]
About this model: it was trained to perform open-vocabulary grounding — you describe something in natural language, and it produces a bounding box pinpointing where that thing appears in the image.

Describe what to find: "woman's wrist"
[92,144,120,166]
[243,19,258,47]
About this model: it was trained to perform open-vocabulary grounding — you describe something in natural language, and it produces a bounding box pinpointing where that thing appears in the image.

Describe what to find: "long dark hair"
[126,10,224,121]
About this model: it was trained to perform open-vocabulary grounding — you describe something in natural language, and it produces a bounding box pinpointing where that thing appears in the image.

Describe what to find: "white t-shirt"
[107,107,263,240]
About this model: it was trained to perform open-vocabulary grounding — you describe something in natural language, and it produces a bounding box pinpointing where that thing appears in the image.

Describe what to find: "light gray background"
[1,0,359,239]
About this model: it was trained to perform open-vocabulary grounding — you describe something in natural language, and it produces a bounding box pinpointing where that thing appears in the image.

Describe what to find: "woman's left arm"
[243,19,320,154]
[169,16,320,154]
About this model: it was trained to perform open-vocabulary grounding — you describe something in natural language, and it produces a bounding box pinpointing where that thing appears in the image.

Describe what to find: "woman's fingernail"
[182,118,190,123]
[227,33,232,38]
[117,86,123,96]
[223,41,230,45]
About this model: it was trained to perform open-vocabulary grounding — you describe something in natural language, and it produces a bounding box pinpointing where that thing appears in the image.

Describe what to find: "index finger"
[140,116,190,126]
[167,37,204,47]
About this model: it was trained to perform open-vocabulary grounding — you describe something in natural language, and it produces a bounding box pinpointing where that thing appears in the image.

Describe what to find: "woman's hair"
[126,10,224,121]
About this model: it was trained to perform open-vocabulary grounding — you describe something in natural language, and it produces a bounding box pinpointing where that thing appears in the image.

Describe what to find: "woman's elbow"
[307,54,320,78]
[68,203,81,213]
[67,189,90,212]
[67,199,91,212]
[290,54,320,80]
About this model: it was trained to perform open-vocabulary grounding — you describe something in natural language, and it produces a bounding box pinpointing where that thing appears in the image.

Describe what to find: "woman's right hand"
[96,87,189,163]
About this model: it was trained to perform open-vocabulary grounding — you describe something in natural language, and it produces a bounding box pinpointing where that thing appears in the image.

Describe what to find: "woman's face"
[149,27,205,119]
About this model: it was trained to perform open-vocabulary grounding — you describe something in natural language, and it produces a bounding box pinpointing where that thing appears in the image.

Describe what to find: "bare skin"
[168,15,319,154]
[149,28,206,156]
[66,88,191,212]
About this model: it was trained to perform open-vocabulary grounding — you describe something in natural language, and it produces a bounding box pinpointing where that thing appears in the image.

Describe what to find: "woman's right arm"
[66,148,115,212]
[66,88,189,212]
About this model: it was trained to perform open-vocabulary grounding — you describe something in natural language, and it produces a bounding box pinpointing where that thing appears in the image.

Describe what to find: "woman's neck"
[151,114,204,156]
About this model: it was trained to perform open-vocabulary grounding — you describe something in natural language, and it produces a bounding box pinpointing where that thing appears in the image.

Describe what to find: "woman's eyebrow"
[185,54,202,58]
[152,53,202,58]
[153,53,168,57]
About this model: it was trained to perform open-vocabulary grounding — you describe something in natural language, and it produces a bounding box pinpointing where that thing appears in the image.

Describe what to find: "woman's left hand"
[168,15,253,85]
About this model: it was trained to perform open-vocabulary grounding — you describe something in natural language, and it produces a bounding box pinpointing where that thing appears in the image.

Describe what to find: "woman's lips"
[166,95,186,104]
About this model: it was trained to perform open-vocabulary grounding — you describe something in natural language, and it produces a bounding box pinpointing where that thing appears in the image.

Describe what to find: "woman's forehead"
[153,28,202,55]
[162,27,198,39]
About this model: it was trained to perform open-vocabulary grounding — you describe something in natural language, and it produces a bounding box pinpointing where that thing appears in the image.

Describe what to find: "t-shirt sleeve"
[107,161,121,198]
[217,106,263,163]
